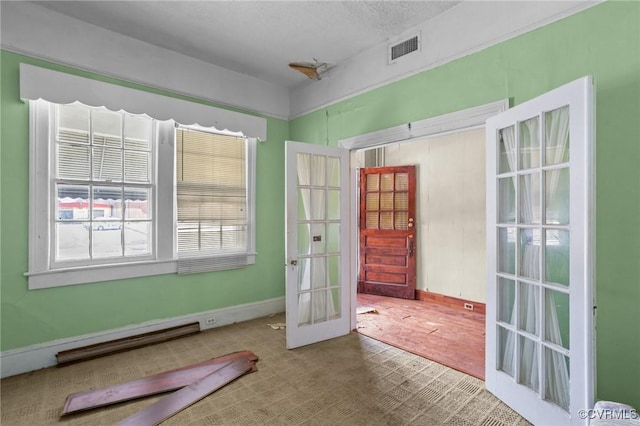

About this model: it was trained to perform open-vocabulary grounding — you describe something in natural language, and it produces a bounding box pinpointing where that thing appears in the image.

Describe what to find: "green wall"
[1,0,639,411]
[0,52,287,350]
[291,1,640,409]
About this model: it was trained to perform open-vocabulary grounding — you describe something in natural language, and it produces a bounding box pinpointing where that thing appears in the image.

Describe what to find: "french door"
[285,141,351,349]
[485,76,594,425]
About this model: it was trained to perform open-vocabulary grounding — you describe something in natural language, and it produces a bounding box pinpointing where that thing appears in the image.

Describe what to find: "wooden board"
[62,350,258,415]
[117,357,255,426]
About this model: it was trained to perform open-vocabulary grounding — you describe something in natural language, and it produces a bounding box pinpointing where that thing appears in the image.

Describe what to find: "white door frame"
[338,99,509,330]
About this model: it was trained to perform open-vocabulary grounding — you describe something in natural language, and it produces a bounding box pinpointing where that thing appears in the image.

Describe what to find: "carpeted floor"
[0,313,529,425]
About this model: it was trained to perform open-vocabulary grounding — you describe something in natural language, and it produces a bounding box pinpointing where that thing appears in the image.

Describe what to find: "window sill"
[26,259,178,290]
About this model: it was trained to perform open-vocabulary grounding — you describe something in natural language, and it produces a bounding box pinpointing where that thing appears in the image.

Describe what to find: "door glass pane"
[544,348,570,411]
[545,229,569,287]
[298,293,311,326]
[395,173,408,190]
[519,116,540,170]
[311,257,326,289]
[498,177,516,223]
[381,173,393,191]
[518,336,539,392]
[519,173,541,224]
[545,105,570,166]
[497,326,515,377]
[366,212,378,229]
[498,126,516,174]
[329,288,341,320]
[395,212,408,230]
[545,289,570,350]
[520,228,541,279]
[395,192,408,210]
[366,193,379,210]
[498,277,515,325]
[328,190,340,221]
[311,223,326,254]
[367,174,379,191]
[297,224,310,255]
[327,157,340,187]
[518,282,539,335]
[327,224,340,254]
[297,153,311,185]
[380,212,393,229]
[312,189,326,220]
[297,258,309,291]
[545,168,569,225]
[328,255,340,286]
[498,228,515,275]
[298,188,310,220]
[312,155,326,186]
[313,291,328,324]
[380,192,393,210]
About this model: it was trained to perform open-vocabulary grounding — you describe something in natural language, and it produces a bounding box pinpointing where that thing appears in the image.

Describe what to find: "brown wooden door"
[358,166,416,299]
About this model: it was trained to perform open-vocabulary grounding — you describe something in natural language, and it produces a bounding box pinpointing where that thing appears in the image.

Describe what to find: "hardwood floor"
[356,293,486,380]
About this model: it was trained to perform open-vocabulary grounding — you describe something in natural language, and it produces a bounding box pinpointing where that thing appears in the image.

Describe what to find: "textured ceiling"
[33,1,462,88]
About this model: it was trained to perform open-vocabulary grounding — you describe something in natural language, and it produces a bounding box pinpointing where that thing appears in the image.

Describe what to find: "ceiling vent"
[389,33,421,64]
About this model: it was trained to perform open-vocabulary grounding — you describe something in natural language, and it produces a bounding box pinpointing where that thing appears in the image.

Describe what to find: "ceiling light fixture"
[288,59,330,80]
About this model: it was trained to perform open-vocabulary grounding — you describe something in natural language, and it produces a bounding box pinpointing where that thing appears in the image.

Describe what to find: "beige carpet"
[0,313,530,425]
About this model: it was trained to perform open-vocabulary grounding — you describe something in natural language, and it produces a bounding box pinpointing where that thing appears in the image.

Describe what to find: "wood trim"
[56,322,200,366]
[62,350,258,415]
[416,290,486,315]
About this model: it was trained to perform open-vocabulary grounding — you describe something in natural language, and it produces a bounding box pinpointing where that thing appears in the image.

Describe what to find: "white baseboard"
[1,296,285,378]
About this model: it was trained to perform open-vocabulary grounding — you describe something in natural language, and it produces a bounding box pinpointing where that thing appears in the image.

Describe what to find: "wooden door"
[285,141,351,349]
[485,76,594,425]
[358,166,416,299]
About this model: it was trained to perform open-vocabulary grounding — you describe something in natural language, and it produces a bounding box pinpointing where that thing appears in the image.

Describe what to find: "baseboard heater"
[56,322,201,366]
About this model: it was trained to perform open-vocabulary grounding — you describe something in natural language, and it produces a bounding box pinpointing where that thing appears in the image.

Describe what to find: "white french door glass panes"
[486,77,594,426]
[285,141,350,349]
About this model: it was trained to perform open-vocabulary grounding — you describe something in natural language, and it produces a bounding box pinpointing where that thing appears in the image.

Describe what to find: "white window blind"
[176,127,253,273]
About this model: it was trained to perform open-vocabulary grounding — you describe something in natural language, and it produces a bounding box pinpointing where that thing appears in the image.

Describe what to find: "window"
[54,104,154,265]
[176,126,256,273]
[28,100,257,288]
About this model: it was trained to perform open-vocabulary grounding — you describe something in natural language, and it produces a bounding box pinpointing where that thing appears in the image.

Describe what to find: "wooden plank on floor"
[62,350,258,415]
[56,322,201,366]
[117,357,255,426]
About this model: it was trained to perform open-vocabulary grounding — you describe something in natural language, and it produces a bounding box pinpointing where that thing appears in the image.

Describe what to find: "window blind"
[176,128,250,273]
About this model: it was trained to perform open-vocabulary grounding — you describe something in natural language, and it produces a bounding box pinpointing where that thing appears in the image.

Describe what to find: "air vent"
[389,33,420,63]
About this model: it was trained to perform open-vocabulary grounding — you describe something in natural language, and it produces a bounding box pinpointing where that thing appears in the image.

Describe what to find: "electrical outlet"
[204,317,216,326]
[464,303,474,311]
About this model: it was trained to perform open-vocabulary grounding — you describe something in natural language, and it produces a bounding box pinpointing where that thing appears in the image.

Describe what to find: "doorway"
[354,127,488,379]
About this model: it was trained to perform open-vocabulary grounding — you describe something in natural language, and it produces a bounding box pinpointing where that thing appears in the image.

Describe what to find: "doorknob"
[290,259,298,266]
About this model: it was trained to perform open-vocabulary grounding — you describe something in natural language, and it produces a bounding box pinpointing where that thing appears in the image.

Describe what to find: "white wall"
[0,1,290,120]
[384,128,486,303]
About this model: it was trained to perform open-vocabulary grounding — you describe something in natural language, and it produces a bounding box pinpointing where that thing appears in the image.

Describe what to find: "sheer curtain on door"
[297,154,338,324]
[499,106,570,410]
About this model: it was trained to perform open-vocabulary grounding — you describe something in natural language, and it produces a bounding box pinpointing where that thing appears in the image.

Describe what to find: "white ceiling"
[33,1,462,89]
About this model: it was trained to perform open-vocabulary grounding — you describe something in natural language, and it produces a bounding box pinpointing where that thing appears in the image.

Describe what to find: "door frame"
[339,99,509,330]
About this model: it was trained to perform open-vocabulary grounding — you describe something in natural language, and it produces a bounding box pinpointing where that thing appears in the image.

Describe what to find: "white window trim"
[24,67,262,289]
